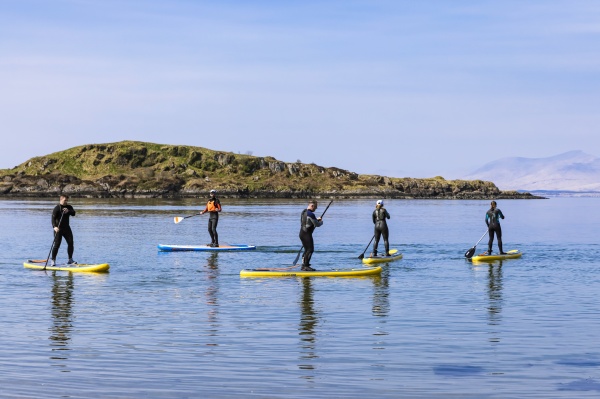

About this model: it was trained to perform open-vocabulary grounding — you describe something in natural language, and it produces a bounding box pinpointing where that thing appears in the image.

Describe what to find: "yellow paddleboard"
[471,249,522,263]
[240,266,382,278]
[24,260,110,273]
[362,249,403,264]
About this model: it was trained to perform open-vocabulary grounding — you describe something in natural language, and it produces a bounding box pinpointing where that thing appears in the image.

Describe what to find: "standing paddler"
[372,199,391,257]
[299,200,323,271]
[200,189,222,247]
[485,200,506,255]
[50,194,77,266]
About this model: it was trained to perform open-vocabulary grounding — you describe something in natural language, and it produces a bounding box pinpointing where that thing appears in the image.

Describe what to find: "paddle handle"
[319,200,333,219]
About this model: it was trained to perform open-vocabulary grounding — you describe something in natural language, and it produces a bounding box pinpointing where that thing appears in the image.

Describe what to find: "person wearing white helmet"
[372,199,391,257]
[200,189,222,247]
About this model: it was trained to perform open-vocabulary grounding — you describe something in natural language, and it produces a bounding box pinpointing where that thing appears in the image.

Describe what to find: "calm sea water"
[1,197,599,398]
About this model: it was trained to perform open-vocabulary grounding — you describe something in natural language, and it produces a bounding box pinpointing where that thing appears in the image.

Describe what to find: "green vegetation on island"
[0,141,540,199]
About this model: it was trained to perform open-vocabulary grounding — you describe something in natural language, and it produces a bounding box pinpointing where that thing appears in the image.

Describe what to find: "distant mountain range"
[464,151,600,192]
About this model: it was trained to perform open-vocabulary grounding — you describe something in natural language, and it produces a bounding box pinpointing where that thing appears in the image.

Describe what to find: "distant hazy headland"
[0,141,540,199]
[464,151,600,195]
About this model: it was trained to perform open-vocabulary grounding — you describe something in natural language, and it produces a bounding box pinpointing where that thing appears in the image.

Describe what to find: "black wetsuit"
[299,209,323,266]
[51,204,76,261]
[372,207,391,256]
[486,208,505,253]
[205,198,221,246]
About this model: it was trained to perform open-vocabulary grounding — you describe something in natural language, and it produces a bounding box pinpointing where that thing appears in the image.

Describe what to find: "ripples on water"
[1,197,600,398]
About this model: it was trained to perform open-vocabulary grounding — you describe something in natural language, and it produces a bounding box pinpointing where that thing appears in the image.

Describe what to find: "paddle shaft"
[474,230,488,246]
[44,211,65,269]
[174,213,202,223]
[293,200,334,265]
[358,235,376,259]
[465,230,489,258]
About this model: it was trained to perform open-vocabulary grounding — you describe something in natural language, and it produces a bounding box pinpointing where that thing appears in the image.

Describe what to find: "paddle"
[44,211,65,270]
[174,213,202,224]
[358,235,375,259]
[464,230,488,259]
[292,200,333,265]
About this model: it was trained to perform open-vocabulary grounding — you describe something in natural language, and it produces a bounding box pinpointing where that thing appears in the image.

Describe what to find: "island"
[0,141,542,199]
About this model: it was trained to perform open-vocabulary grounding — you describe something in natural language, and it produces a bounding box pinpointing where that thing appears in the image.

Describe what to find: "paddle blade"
[358,253,365,259]
[174,217,184,224]
[464,247,476,258]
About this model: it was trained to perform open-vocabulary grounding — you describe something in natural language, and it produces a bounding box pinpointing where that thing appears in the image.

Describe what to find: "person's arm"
[372,211,376,224]
[309,217,323,228]
[66,205,76,216]
[485,213,490,227]
[200,203,209,215]
[499,210,505,219]
[215,199,222,212]
[307,211,323,228]
[52,206,60,228]
[385,209,391,219]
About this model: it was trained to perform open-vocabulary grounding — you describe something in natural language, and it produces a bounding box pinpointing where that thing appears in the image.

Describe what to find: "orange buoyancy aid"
[204,199,222,213]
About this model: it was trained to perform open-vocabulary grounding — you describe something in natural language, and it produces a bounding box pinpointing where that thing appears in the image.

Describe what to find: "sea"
[1,197,599,398]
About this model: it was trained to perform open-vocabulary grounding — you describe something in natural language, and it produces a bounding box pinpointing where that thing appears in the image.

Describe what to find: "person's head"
[376,199,384,208]
[490,200,497,209]
[308,200,318,211]
[60,194,69,205]
[210,189,216,197]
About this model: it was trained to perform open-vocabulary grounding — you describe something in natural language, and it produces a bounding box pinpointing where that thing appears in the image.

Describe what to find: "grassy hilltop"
[0,140,536,199]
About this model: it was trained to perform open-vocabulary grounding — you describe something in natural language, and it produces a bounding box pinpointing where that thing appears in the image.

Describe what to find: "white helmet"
[376,200,384,206]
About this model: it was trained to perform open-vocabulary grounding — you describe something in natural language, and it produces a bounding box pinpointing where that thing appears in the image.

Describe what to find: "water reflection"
[372,267,390,317]
[298,278,319,377]
[203,253,220,343]
[49,272,74,371]
[486,262,503,343]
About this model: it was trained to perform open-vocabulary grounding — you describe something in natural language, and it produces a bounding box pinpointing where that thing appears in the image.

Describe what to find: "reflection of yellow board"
[240,266,382,278]
[471,249,522,263]
[24,261,110,273]
[362,249,403,264]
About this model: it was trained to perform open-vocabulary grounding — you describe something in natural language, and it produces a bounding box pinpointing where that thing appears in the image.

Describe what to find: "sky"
[1,0,599,178]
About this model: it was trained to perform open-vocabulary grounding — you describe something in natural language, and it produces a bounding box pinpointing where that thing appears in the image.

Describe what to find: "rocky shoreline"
[0,141,544,200]
[0,173,542,199]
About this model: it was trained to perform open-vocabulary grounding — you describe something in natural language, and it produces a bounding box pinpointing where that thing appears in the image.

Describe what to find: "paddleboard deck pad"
[362,249,403,264]
[24,260,110,273]
[471,249,522,262]
[240,266,382,278]
[158,244,256,252]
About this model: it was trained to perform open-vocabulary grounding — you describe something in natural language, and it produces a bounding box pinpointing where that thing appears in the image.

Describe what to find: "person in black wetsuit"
[200,189,222,247]
[485,200,506,255]
[299,200,323,271]
[51,194,77,266]
[372,199,391,257]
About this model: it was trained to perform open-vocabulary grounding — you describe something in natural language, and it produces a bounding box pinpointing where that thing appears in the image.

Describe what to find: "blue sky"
[1,0,598,178]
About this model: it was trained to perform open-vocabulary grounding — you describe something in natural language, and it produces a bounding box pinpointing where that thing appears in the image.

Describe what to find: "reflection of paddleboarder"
[485,200,506,255]
[50,273,74,355]
[51,195,76,266]
[299,277,318,372]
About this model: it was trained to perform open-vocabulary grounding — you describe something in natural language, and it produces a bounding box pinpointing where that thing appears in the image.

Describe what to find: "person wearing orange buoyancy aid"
[200,189,222,247]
